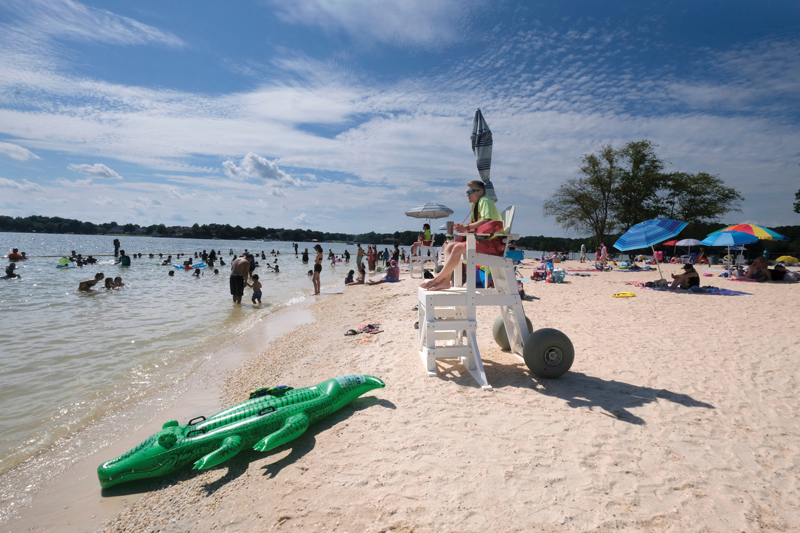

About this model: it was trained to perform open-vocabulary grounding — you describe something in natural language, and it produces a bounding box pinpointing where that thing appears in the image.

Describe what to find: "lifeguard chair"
[416,206,574,389]
[409,238,438,279]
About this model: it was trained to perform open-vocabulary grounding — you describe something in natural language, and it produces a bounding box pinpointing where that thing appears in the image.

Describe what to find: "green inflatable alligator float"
[97,374,385,488]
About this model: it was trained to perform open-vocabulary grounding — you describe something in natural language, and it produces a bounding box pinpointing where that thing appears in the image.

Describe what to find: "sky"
[0,0,799,236]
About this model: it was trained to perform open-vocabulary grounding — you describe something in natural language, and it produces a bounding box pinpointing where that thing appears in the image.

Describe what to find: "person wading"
[230,254,252,304]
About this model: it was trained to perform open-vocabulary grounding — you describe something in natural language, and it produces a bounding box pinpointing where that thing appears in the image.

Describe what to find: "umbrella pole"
[652,245,664,280]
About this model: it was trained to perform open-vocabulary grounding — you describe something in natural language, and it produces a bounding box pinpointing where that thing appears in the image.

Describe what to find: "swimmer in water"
[3,263,21,279]
[213,269,219,275]
[113,276,124,287]
[78,273,104,291]
[193,269,202,277]
[103,278,114,290]
[168,270,174,277]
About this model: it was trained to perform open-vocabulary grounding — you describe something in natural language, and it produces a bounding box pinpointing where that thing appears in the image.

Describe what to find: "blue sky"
[1,0,799,235]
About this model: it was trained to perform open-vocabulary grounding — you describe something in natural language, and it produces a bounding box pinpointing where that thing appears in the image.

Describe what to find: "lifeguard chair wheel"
[492,315,533,352]
[523,328,574,378]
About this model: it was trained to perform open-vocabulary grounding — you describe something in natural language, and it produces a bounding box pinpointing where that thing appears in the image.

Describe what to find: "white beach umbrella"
[675,238,703,257]
[404,203,454,220]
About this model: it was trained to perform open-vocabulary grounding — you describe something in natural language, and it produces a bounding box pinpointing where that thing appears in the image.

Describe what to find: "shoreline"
[7,262,800,531]
[3,295,317,532]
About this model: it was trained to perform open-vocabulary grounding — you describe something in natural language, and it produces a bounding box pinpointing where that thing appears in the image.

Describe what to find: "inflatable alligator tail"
[97,374,385,488]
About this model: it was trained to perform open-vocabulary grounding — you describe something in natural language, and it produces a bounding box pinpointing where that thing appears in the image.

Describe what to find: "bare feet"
[420,278,451,291]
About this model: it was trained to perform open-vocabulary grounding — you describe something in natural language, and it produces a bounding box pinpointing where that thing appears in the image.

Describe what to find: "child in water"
[113,276,124,287]
[213,269,219,275]
[103,278,114,290]
[168,270,174,277]
[248,274,262,305]
[192,269,202,277]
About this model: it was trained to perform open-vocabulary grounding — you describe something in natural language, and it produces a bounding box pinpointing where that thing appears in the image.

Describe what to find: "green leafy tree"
[612,140,667,231]
[663,172,743,225]
[543,145,619,244]
[794,189,800,214]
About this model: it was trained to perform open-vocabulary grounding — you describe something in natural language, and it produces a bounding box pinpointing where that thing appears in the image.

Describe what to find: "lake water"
[0,233,360,479]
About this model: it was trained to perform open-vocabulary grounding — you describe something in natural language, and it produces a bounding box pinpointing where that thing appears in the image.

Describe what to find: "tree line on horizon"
[2,214,798,256]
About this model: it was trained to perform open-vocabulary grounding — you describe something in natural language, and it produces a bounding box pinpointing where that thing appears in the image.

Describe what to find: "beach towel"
[643,286,751,296]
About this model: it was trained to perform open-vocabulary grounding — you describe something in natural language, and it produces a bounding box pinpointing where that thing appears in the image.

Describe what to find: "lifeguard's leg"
[420,243,465,290]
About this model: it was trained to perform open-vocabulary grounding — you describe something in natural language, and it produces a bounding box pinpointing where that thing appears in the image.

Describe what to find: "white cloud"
[268,0,481,48]
[222,153,299,186]
[132,196,162,206]
[0,142,39,161]
[164,186,194,200]
[2,0,184,48]
[68,163,122,179]
[91,196,118,206]
[56,177,92,187]
[293,213,308,224]
[0,178,43,191]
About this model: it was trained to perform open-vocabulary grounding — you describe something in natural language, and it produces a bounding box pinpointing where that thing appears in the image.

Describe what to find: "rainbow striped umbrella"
[708,224,788,241]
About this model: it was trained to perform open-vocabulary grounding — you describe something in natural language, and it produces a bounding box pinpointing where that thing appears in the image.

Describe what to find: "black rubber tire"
[523,328,574,378]
[492,315,534,351]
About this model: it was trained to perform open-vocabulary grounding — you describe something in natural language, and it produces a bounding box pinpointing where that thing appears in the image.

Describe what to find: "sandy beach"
[8,262,800,532]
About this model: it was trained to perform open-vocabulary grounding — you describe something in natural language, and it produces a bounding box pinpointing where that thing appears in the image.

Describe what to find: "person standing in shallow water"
[312,244,323,295]
[230,254,251,304]
[302,248,309,263]
[113,238,120,257]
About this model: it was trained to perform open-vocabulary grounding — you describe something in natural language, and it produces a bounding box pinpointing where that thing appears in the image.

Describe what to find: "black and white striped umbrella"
[471,108,498,202]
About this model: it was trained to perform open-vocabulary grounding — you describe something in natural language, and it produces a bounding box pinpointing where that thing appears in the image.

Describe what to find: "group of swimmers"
[77,273,125,291]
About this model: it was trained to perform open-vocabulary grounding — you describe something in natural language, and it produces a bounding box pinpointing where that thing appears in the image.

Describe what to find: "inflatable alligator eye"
[162,420,179,429]
[158,433,177,449]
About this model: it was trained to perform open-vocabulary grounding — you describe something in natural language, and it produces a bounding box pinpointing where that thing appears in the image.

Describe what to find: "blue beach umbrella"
[700,231,759,247]
[700,231,759,268]
[614,218,688,280]
[471,108,498,202]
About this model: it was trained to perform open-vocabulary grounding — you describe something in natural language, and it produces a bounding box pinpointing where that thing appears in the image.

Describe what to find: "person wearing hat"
[668,263,700,290]
[367,259,400,285]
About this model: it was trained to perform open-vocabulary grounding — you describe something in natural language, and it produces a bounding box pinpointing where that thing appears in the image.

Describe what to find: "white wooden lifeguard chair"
[409,239,438,279]
[416,207,527,388]
[416,206,575,389]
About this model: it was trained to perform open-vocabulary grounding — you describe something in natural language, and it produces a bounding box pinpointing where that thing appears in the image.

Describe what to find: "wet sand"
[5,302,315,532]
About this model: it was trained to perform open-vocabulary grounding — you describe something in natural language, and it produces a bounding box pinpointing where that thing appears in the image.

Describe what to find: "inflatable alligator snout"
[98,374,385,488]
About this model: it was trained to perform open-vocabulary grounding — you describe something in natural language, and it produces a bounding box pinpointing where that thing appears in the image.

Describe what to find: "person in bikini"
[312,245,323,295]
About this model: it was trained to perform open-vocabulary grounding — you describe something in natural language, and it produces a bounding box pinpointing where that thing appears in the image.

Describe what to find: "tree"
[612,140,667,232]
[543,145,619,244]
[663,172,743,225]
[794,189,800,214]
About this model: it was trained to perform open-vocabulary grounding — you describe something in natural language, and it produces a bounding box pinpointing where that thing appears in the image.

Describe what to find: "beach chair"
[688,253,697,264]
[409,236,438,279]
[417,207,533,389]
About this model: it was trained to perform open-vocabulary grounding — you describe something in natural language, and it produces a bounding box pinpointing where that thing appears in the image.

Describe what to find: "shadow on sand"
[100,396,395,498]
[437,358,713,425]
